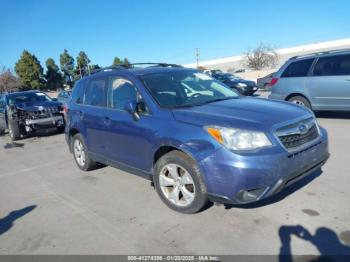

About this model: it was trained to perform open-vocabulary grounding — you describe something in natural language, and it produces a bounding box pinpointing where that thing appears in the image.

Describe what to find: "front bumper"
[25,115,63,125]
[199,127,329,204]
[24,115,64,131]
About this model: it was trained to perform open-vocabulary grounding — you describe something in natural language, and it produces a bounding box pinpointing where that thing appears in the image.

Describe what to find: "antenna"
[195,48,200,68]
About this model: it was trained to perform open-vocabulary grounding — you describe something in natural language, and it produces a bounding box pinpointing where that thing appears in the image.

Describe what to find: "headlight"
[206,126,272,151]
[237,83,247,88]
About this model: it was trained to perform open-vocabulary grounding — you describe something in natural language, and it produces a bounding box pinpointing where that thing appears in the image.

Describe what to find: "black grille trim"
[275,118,320,150]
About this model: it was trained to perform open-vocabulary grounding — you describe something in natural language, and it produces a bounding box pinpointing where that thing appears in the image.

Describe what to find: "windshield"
[141,70,239,108]
[8,92,52,105]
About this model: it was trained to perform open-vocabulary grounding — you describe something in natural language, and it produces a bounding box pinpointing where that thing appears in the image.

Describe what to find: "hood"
[15,101,62,112]
[172,97,311,132]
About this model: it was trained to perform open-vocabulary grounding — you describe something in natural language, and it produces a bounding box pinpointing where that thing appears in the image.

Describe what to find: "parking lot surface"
[0,101,350,255]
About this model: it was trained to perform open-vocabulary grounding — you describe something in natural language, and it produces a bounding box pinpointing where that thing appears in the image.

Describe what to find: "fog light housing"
[237,188,267,202]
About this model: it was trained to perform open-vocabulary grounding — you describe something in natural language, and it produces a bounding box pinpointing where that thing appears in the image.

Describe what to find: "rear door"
[82,77,110,156]
[306,54,350,110]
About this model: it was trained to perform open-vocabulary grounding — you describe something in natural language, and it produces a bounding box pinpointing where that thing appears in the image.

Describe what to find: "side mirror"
[52,98,58,101]
[124,100,140,121]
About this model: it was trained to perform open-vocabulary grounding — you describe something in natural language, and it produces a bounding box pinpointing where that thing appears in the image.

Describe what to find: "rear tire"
[288,95,312,110]
[8,120,21,141]
[72,133,96,171]
[153,151,208,214]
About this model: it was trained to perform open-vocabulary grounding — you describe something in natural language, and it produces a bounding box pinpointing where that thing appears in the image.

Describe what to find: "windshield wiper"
[171,97,238,109]
[195,96,238,106]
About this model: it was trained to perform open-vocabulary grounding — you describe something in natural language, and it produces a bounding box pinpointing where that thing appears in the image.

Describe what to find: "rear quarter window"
[281,58,314,78]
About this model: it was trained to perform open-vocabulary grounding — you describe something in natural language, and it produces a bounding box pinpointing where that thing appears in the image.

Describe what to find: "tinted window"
[84,79,107,107]
[71,81,85,104]
[109,77,137,110]
[313,54,350,76]
[281,58,314,78]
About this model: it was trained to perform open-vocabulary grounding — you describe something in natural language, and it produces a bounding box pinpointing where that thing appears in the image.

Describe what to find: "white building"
[184,38,350,72]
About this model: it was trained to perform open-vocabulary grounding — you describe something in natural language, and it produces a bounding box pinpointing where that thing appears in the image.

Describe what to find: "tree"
[60,49,75,87]
[14,50,45,90]
[0,67,20,92]
[89,64,101,72]
[113,57,123,66]
[76,51,91,78]
[45,58,64,91]
[123,58,130,66]
[197,66,207,71]
[244,44,278,71]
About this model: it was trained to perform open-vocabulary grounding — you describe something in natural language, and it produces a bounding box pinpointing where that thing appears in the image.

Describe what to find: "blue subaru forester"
[65,63,329,213]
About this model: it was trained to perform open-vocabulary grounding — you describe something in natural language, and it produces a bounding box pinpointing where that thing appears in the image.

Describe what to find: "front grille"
[275,117,319,150]
[28,106,61,119]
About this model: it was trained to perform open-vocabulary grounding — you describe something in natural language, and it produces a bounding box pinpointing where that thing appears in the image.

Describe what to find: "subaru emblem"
[298,124,308,134]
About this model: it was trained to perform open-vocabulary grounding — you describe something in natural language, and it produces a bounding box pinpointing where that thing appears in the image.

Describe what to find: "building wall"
[183,38,350,81]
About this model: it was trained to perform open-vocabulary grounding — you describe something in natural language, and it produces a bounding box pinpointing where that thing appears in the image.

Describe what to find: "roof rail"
[89,63,182,75]
[289,48,350,60]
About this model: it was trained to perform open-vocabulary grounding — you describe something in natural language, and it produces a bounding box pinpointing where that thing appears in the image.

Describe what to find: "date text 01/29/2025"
[127,255,220,261]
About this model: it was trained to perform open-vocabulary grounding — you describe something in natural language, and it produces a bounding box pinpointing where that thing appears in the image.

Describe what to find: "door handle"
[103,117,111,125]
[345,78,350,82]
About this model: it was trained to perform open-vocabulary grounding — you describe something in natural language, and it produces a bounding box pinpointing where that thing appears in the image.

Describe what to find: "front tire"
[288,95,312,110]
[72,133,96,171]
[153,151,208,214]
[8,120,21,141]
[57,126,65,133]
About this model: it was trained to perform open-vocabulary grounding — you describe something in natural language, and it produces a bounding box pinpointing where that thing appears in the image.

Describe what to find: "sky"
[1,0,350,70]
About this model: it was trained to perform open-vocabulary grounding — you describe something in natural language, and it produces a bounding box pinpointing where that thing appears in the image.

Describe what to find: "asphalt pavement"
[0,94,349,256]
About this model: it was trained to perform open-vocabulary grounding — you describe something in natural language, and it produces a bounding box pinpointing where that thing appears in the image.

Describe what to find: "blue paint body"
[65,67,329,204]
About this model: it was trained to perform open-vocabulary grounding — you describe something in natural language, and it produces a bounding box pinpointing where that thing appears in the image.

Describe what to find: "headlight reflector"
[206,126,272,151]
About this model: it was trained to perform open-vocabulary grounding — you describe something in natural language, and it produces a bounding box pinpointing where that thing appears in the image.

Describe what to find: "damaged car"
[212,73,258,96]
[0,90,65,141]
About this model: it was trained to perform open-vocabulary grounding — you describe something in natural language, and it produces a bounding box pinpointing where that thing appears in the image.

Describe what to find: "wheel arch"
[285,92,310,103]
[68,128,80,151]
[153,145,197,165]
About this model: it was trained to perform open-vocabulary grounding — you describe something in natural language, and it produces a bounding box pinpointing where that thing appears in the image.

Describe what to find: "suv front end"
[198,116,329,204]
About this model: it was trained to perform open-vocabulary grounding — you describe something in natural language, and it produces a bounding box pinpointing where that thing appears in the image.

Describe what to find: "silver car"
[269,49,350,111]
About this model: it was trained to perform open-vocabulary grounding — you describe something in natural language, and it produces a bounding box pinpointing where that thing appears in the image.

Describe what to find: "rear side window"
[71,81,85,104]
[281,58,314,78]
[84,78,108,107]
[313,54,350,76]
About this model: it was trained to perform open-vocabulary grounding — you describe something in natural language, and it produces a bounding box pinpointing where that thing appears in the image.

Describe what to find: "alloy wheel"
[74,139,86,167]
[292,100,305,106]
[159,163,195,207]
